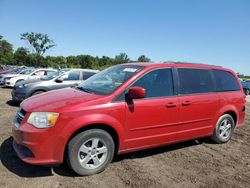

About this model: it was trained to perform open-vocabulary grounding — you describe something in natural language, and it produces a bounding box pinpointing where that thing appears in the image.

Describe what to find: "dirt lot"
[0,87,250,188]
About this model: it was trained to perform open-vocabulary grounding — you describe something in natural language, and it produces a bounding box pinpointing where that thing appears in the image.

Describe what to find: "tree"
[137,55,150,62]
[66,56,79,68]
[114,53,130,64]
[20,32,55,56]
[14,47,29,65]
[46,56,67,68]
[0,35,14,64]
[76,55,95,69]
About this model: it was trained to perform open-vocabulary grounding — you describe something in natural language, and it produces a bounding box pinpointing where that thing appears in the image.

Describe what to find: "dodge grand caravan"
[12,62,246,176]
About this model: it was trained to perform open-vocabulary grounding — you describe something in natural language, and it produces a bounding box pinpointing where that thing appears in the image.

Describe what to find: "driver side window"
[33,70,45,77]
[131,68,174,98]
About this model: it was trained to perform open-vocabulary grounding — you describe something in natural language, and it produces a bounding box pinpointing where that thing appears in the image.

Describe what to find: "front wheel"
[15,79,24,85]
[32,90,45,96]
[211,114,235,144]
[66,129,115,176]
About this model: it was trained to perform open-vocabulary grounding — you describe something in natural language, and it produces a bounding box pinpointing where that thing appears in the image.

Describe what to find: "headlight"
[17,83,33,88]
[24,83,33,87]
[27,112,59,128]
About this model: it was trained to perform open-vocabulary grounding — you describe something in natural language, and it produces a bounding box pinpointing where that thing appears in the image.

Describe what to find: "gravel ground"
[0,87,250,188]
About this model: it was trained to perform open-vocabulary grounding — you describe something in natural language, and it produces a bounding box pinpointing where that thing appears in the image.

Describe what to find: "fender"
[213,104,238,128]
[54,113,126,162]
[28,86,48,96]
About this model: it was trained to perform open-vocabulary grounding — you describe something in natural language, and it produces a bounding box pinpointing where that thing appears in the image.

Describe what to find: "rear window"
[213,70,240,92]
[178,68,213,95]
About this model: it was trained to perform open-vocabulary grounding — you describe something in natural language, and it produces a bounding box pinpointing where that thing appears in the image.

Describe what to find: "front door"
[124,68,179,151]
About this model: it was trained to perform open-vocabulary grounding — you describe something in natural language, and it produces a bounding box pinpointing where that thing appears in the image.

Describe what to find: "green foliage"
[20,32,55,56]
[0,36,14,64]
[137,55,150,62]
[237,72,250,80]
[14,47,29,65]
[114,53,130,64]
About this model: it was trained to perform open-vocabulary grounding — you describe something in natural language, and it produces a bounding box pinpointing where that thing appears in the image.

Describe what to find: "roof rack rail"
[163,61,222,67]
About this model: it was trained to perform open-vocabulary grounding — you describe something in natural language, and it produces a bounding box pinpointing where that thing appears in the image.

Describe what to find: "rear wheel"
[67,129,115,176]
[211,114,235,144]
[246,89,250,95]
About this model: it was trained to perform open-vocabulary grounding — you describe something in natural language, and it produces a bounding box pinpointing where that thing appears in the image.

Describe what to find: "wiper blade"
[76,86,95,93]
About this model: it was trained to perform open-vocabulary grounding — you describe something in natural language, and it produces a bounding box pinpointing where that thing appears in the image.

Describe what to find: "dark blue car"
[241,81,250,95]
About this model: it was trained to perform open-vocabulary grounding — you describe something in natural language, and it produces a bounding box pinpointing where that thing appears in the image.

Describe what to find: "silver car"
[11,69,99,102]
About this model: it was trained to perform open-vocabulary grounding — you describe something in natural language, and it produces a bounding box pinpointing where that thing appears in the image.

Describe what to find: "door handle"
[182,100,192,106]
[166,102,177,108]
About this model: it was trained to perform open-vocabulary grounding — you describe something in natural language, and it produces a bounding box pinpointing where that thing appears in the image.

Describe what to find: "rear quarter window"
[82,71,96,80]
[212,70,240,92]
[64,71,81,80]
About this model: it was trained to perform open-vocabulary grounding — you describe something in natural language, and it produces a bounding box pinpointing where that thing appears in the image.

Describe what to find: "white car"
[0,69,26,84]
[4,69,57,87]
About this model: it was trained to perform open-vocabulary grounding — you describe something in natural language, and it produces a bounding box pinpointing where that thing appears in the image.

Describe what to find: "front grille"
[15,108,27,126]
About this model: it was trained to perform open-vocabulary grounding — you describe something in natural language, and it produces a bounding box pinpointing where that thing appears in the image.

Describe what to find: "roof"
[123,61,225,70]
[68,68,99,72]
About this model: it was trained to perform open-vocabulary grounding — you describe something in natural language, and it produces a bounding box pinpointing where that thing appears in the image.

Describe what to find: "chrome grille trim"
[14,108,26,127]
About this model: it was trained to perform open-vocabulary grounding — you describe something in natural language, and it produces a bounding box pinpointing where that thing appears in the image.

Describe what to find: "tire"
[66,129,115,176]
[211,114,235,144]
[32,90,45,96]
[246,89,250,96]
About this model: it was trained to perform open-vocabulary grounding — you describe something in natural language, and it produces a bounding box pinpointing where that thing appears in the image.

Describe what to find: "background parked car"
[0,68,32,85]
[12,69,98,102]
[0,65,5,72]
[4,68,56,87]
[0,67,26,80]
[241,80,250,95]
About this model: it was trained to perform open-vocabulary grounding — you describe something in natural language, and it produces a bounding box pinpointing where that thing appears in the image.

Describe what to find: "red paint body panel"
[177,93,220,141]
[12,63,246,165]
[124,97,179,151]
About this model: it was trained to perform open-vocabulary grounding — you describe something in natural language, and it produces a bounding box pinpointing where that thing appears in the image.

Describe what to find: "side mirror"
[55,77,64,83]
[127,86,146,99]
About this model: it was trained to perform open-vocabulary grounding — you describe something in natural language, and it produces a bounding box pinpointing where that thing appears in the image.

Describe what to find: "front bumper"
[11,89,27,102]
[0,78,4,84]
[5,80,15,87]
[12,121,64,165]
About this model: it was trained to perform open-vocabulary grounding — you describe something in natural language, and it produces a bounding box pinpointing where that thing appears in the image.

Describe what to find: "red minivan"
[12,63,246,175]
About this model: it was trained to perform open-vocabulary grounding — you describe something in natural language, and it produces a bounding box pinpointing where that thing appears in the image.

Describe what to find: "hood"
[21,87,107,112]
[0,71,12,75]
[2,74,21,79]
[15,79,42,87]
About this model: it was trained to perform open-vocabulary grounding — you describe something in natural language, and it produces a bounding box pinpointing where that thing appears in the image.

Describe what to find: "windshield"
[77,65,144,95]
[19,69,34,75]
